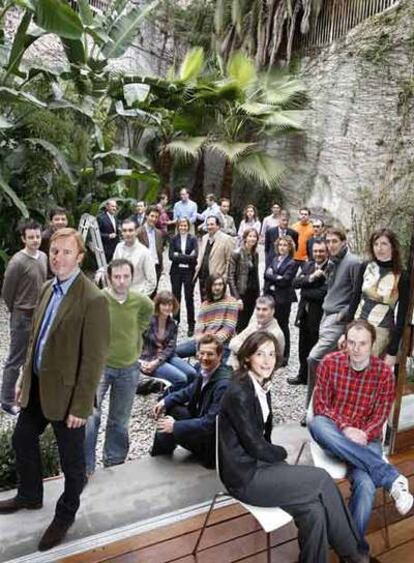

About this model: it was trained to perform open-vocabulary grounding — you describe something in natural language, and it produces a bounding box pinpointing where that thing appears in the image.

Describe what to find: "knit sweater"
[104,289,154,368]
[195,295,239,344]
[1,250,47,312]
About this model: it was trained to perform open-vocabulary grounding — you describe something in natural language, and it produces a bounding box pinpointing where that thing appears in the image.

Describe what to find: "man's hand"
[66,414,87,429]
[157,415,174,434]
[15,384,22,406]
[337,334,346,350]
[153,399,166,419]
[384,354,396,367]
[109,233,117,239]
[343,426,367,446]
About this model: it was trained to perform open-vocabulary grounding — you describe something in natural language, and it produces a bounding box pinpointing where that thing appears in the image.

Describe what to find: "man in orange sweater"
[292,207,314,263]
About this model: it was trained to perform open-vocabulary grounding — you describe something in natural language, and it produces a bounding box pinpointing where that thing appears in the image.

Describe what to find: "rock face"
[273,0,414,228]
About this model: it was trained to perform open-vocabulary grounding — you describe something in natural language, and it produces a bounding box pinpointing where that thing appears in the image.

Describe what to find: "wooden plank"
[377,539,414,563]
[368,515,414,555]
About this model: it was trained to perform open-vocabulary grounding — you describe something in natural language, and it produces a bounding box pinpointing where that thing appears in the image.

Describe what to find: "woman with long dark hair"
[219,331,370,563]
[348,228,409,366]
[263,235,298,366]
[228,227,260,333]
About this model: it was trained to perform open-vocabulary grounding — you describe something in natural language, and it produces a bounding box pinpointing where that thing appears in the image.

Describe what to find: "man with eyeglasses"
[113,218,156,296]
[306,219,326,258]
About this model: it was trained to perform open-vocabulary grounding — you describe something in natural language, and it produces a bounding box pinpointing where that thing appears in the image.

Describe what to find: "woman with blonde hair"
[264,235,298,366]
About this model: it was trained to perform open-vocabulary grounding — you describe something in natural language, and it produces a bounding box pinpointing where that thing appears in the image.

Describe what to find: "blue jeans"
[153,356,197,391]
[309,415,399,552]
[176,339,231,363]
[84,365,139,474]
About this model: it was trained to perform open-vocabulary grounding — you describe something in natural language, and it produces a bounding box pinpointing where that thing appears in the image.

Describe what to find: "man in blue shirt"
[173,188,198,234]
[0,228,110,552]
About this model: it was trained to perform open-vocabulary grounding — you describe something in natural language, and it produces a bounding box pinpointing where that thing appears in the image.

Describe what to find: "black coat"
[219,376,287,497]
[263,255,298,305]
[97,212,119,262]
[169,233,198,275]
[293,259,328,325]
[265,227,299,267]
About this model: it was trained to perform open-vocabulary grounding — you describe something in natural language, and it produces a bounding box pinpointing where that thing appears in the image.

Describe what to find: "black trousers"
[297,303,323,381]
[236,290,259,333]
[239,462,361,563]
[12,376,85,524]
[171,270,195,330]
[152,405,214,468]
[274,301,292,361]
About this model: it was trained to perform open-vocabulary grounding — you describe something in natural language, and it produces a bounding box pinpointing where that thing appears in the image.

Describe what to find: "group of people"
[0,190,412,562]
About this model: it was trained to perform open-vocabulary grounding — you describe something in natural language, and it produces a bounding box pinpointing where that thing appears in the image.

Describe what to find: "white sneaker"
[390,475,414,515]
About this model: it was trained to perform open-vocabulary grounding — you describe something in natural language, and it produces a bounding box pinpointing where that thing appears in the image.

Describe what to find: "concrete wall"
[272,0,414,227]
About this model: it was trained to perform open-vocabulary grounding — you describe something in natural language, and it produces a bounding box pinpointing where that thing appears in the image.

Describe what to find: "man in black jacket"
[97,199,119,263]
[151,334,231,468]
[288,239,328,385]
[264,210,299,267]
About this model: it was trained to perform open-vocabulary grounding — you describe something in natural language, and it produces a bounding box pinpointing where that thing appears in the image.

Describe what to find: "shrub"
[0,422,61,491]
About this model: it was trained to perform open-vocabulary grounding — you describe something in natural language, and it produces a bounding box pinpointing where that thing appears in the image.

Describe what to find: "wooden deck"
[63,449,414,563]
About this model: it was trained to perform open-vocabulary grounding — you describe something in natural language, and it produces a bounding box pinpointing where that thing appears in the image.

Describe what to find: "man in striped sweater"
[176,274,239,363]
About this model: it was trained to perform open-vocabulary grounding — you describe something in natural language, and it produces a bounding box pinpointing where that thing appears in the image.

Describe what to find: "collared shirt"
[173,199,198,224]
[34,269,80,374]
[145,224,159,264]
[200,365,219,389]
[249,372,270,422]
[198,203,224,230]
[106,211,116,231]
[313,351,395,441]
[261,215,280,237]
[180,234,188,254]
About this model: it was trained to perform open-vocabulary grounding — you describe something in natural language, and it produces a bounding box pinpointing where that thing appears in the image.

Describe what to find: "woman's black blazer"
[169,234,198,274]
[219,376,287,498]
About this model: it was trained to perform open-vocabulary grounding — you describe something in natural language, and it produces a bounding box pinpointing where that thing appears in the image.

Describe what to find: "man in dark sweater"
[151,334,231,468]
[306,227,361,407]
[289,239,328,386]
[1,221,47,416]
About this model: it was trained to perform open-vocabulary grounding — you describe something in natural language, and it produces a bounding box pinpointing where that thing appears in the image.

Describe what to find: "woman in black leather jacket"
[227,227,260,333]
[219,332,368,563]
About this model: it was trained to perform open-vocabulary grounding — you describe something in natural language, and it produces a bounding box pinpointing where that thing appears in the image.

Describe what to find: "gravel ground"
[0,246,306,468]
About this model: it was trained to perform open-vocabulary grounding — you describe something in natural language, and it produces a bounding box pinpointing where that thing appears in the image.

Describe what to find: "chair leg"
[382,488,390,549]
[266,531,271,563]
[294,440,308,465]
[192,493,220,559]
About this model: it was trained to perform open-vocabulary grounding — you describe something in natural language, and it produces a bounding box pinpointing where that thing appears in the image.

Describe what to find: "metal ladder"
[78,213,108,286]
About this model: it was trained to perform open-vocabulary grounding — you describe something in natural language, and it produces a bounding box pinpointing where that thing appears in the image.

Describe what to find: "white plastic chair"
[306,393,390,547]
[192,416,293,563]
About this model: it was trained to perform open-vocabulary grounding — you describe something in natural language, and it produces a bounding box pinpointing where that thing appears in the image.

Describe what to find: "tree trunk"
[221,158,233,199]
[158,144,173,199]
[192,150,205,209]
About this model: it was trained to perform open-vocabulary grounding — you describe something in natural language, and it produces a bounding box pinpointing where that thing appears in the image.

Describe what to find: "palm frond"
[166,136,207,162]
[235,152,285,188]
[208,140,255,162]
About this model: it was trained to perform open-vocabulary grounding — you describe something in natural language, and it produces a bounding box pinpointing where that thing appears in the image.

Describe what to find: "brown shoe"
[0,496,42,513]
[38,518,73,551]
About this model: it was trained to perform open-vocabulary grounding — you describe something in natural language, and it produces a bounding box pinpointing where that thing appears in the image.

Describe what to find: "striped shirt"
[313,351,395,441]
[195,295,239,344]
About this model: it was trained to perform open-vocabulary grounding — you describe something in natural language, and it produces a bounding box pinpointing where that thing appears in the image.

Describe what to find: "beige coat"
[195,230,235,281]
[20,273,110,421]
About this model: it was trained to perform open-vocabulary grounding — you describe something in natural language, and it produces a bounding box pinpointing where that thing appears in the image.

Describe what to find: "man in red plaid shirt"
[309,320,413,556]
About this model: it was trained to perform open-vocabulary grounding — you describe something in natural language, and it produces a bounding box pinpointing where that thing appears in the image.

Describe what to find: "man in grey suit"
[0,228,110,552]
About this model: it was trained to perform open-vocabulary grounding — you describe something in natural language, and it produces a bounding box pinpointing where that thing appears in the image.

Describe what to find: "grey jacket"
[323,247,361,319]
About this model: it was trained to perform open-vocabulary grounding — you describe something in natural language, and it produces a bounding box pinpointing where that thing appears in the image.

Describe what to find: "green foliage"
[0,422,60,491]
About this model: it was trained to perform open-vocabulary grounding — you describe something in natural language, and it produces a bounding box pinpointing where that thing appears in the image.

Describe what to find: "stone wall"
[273,0,414,228]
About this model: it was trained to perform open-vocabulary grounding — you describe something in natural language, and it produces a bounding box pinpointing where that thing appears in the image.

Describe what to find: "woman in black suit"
[219,332,367,563]
[264,235,298,366]
[169,217,198,336]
